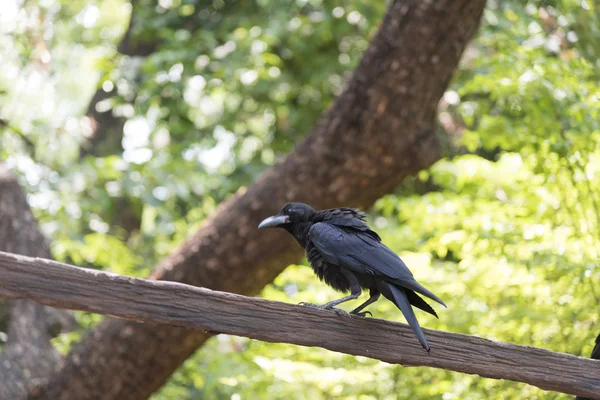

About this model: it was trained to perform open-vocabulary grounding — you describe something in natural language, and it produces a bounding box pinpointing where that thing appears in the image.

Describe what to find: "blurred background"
[1,0,599,398]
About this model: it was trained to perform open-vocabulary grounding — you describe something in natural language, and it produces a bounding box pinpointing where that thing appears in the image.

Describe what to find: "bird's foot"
[350,310,373,318]
[298,302,349,316]
[298,301,321,309]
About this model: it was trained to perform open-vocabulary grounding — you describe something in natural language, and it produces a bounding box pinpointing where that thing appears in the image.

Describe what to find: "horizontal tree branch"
[0,251,597,398]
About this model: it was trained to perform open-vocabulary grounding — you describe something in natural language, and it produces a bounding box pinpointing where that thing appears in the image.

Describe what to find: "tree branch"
[0,251,597,399]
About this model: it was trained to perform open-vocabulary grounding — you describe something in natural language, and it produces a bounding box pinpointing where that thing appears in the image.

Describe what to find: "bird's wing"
[319,208,381,240]
[307,222,345,265]
[309,222,446,307]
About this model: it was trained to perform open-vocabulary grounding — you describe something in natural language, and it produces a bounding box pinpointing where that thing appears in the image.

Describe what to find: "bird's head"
[258,202,315,229]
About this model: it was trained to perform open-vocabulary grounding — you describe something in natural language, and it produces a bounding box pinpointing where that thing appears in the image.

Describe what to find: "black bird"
[258,202,446,352]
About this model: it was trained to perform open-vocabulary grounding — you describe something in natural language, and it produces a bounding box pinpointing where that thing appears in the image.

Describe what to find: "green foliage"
[1,0,599,398]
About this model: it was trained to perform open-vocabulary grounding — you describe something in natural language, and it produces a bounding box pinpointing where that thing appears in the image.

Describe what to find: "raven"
[258,202,446,352]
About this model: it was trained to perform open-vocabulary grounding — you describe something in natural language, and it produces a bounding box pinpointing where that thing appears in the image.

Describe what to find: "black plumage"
[258,202,446,352]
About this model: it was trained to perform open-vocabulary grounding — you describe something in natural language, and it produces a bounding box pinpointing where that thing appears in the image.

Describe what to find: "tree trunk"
[0,166,74,399]
[38,0,487,398]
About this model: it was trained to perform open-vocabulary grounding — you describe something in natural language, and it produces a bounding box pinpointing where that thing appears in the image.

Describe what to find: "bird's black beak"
[258,215,289,229]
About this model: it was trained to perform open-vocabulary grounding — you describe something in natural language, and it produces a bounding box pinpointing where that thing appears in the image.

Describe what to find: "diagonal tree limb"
[0,251,598,399]
[0,165,75,399]
[38,0,488,398]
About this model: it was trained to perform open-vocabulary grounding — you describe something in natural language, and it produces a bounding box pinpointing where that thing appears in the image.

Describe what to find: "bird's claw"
[298,302,349,316]
[298,301,321,309]
[331,308,349,316]
[350,310,373,317]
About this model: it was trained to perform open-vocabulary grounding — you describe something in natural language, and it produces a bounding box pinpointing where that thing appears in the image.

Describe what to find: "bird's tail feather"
[405,290,438,318]
[396,279,447,308]
[387,283,430,352]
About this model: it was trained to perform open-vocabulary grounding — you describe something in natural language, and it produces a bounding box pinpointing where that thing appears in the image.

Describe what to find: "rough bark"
[1,251,598,399]
[576,334,600,400]
[40,1,487,398]
[0,166,74,399]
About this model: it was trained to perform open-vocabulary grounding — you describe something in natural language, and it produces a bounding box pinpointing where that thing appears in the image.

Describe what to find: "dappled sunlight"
[1,0,598,398]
